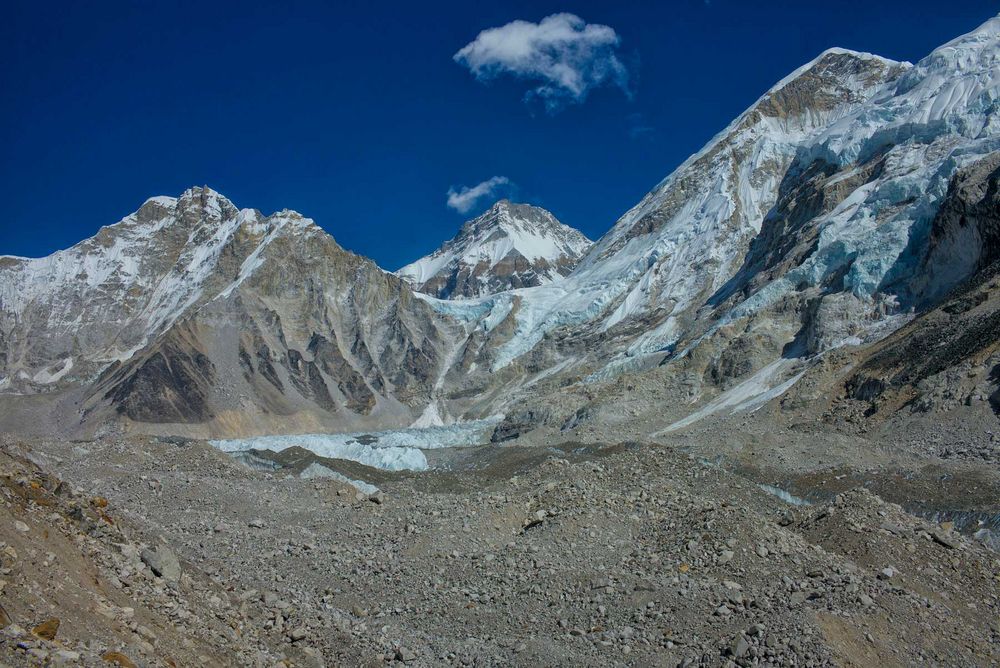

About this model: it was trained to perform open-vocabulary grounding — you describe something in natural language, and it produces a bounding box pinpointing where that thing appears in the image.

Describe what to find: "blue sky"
[2,1,997,270]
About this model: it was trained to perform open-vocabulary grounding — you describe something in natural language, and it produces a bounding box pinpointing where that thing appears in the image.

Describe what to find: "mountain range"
[3,15,1000,442]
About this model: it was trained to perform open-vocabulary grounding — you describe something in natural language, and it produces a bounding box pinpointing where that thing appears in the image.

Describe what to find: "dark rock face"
[847,376,889,402]
[285,349,337,413]
[708,335,760,385]
[307,333,376,414]
[491,408,550,443]
[104,328,215,424]
[843,273,1000,413]
[915,152,1000,305]
[241,336,285,393]
[839,153,1000,417]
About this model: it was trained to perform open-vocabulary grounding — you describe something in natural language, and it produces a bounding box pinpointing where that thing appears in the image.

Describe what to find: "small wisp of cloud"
[447,176,514,214]
[627,112,654,140]
[454,13,630,113]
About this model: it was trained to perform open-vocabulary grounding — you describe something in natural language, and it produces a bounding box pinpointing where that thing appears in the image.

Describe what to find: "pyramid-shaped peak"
[396,200,592,299]
[473,199,563,230]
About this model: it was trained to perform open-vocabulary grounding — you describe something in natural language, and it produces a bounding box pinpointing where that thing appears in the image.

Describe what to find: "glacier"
[209,417,502,472]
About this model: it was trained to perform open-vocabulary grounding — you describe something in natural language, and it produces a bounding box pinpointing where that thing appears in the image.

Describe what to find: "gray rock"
[729,635,750,659]
[789,591,809,607]
[140,544,181,582]
[932,531,959,549]
[395,646,416,663]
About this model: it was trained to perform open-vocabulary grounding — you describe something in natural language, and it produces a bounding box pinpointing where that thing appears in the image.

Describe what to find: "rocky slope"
[396,200,591,299]
[0,443,284,666]
[3,429,997,667]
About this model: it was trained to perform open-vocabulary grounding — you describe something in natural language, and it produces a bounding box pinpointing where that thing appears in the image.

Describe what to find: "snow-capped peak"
[396,200,592,299]
[142,194,179,209]
[0,186,324,392]
[766,47,906,96]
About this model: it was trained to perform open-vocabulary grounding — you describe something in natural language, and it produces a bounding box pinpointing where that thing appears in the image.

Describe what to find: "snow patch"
[32,357,74,385]
[758,484,812,506]
[412,402,446,428]
[653,358,808,435]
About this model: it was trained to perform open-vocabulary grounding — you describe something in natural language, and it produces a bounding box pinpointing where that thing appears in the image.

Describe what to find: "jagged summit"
[396,199,592,299]
[137,186,248,226]
[0,187,333,392]
[140,185,232,211]
[769,46,907,91]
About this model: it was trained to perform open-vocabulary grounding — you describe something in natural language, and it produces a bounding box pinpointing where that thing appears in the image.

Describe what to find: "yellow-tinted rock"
[101,651,138,668]
[32,617,59,640]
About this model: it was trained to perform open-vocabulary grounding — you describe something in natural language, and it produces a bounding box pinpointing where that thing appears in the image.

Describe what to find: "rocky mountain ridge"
[0,187,466,436]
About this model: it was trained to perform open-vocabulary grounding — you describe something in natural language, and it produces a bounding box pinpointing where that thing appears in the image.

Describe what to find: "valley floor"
[0,423,998,667]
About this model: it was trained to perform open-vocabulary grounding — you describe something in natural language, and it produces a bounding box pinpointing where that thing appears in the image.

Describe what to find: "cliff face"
[839,153,1000,420]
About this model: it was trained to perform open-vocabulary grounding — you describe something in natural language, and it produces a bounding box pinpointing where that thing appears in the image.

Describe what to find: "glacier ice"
[298,463,380,495]
[210,417,501,472]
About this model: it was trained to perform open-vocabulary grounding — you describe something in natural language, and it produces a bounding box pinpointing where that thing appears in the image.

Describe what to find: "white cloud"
[446,176,512,214]
[454,13,630,112]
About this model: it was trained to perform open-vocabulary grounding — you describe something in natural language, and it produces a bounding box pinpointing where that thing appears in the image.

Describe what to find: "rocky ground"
[1,426,997,667]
